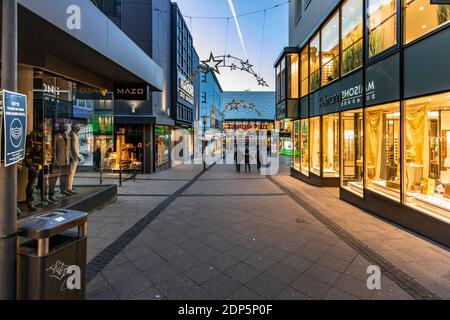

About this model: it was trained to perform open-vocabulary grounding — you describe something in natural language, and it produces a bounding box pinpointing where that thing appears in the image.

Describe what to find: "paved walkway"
[85,163,450,300]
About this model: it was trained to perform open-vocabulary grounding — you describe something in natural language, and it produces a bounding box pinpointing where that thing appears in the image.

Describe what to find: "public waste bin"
[16,209,88,300]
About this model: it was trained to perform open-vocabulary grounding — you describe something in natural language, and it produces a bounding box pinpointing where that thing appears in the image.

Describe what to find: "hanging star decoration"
[201,52,223,75]
[256,76,268,87]
[240,59,253,72]
[219,100,263,119]
[187,52,269,88]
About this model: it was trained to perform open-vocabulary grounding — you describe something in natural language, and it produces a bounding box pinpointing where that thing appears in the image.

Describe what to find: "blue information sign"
[1,90,27,167]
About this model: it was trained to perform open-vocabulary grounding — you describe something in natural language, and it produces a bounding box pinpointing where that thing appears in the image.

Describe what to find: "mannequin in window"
[48,122,71,201]
[24,131,43,212]
[68,123,81,194]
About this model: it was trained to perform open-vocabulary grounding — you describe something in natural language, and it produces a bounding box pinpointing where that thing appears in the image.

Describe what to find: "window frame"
[365,0,402,62]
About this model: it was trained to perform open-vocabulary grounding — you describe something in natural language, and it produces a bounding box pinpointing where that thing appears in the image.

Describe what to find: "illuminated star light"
[201,52,223,75]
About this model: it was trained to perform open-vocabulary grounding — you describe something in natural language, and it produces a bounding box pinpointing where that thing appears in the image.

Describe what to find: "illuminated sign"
[114,83,148,101]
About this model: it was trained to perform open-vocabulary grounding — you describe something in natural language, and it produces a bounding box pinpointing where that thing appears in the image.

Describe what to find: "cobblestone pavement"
[86,163,449,300]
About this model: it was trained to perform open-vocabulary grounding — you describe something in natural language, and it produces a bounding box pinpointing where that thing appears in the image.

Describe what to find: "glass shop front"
[17,68,111,216]
[275,0,450,244]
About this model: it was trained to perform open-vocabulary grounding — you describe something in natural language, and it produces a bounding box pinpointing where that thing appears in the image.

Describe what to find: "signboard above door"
[114,83,148,101]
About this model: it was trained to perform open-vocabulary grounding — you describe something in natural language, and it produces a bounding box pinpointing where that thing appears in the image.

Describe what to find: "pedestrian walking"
[245,147,251,173]
[257,143,261,174]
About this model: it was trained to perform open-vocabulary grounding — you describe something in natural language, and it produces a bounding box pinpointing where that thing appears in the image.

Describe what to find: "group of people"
[234,140,262,174]
[22,122,82,212]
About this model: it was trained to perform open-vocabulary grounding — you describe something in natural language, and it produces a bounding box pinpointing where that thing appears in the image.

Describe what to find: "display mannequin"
[68,123,81,194]
[24,131,43,212]
[48,122,71,201]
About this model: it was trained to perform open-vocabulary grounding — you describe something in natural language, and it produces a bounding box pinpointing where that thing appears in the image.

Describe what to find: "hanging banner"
[1,90,27,167]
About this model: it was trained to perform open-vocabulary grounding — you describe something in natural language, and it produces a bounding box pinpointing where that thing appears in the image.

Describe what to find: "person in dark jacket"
[245,147,251,173]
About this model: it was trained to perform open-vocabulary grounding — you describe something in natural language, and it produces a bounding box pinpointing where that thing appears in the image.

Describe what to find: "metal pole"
[0,0,18,300]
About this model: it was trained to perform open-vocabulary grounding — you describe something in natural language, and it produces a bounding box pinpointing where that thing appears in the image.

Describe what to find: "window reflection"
[368,0,397,58]
[341,0,363,75]
[309,33,321,91]
[321,12,340,86]
[300,46,309,97]
[404,0,450,44]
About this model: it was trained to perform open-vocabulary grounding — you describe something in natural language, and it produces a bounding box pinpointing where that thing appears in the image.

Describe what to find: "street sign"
[1,90,27,167]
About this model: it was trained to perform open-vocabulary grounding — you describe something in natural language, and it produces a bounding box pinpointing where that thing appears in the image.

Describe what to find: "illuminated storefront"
[275,0,450,245]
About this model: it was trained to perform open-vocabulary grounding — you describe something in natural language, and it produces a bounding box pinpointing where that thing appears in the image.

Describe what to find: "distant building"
[199,71,223,130]
[221,91,275,131]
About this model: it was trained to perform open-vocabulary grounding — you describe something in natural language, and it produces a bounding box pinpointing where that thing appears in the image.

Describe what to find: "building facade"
[199,71,223,130]
[3,0,163,215]
[275,0,450,245]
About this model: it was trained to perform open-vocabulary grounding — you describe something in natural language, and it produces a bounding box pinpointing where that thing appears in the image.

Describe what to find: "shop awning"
[3,0,163,91]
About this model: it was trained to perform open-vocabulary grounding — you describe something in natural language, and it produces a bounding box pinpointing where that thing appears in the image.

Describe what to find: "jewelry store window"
[322,113,340,177]
[341,109,364,196]
[365,102,400,201]
[310,117,321,176]
[404,92,450,221]
[301,119,310,176]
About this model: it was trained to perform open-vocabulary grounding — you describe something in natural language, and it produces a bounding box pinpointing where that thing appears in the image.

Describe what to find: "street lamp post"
[0,0,18,300]
[202,115,208,172]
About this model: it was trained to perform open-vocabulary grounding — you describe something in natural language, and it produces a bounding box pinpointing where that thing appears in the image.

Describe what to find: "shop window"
[280,57,286,101]
[309,33,321,92]
[341,0,363,75]
[321,12,340,86]
[310,117,321,176]
[322,113,339,177]
[365,102,400,201]
[300,46,309,97]
[301,119,310,176]
[287,54,299,99]
[341,109,364,196]
[404,0,450,44]
[404,92,450,220]
[155,125,170,168]
[293,121,301,170]
[368,0,397,58]
[276,64,281,102]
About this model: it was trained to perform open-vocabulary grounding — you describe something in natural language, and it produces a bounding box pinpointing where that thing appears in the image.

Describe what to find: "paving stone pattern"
[86,163,449,300]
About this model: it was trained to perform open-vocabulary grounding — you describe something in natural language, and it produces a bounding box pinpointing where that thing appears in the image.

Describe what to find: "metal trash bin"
[17,209,88,300]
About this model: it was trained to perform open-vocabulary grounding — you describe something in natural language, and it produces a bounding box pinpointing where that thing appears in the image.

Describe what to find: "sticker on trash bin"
[54,217,66,222]
[47,260,82,291]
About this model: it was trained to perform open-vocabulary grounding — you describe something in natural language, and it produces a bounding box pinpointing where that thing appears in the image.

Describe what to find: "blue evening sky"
[174,0,289,92]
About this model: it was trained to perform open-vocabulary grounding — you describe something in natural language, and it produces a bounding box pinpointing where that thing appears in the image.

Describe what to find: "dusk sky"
[175,0,289,92]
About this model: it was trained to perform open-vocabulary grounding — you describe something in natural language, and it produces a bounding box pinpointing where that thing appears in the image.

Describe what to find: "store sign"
[319,81,374,109]
[114,83,148,101]
[0,90,27,167]
[178,74,195,105]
